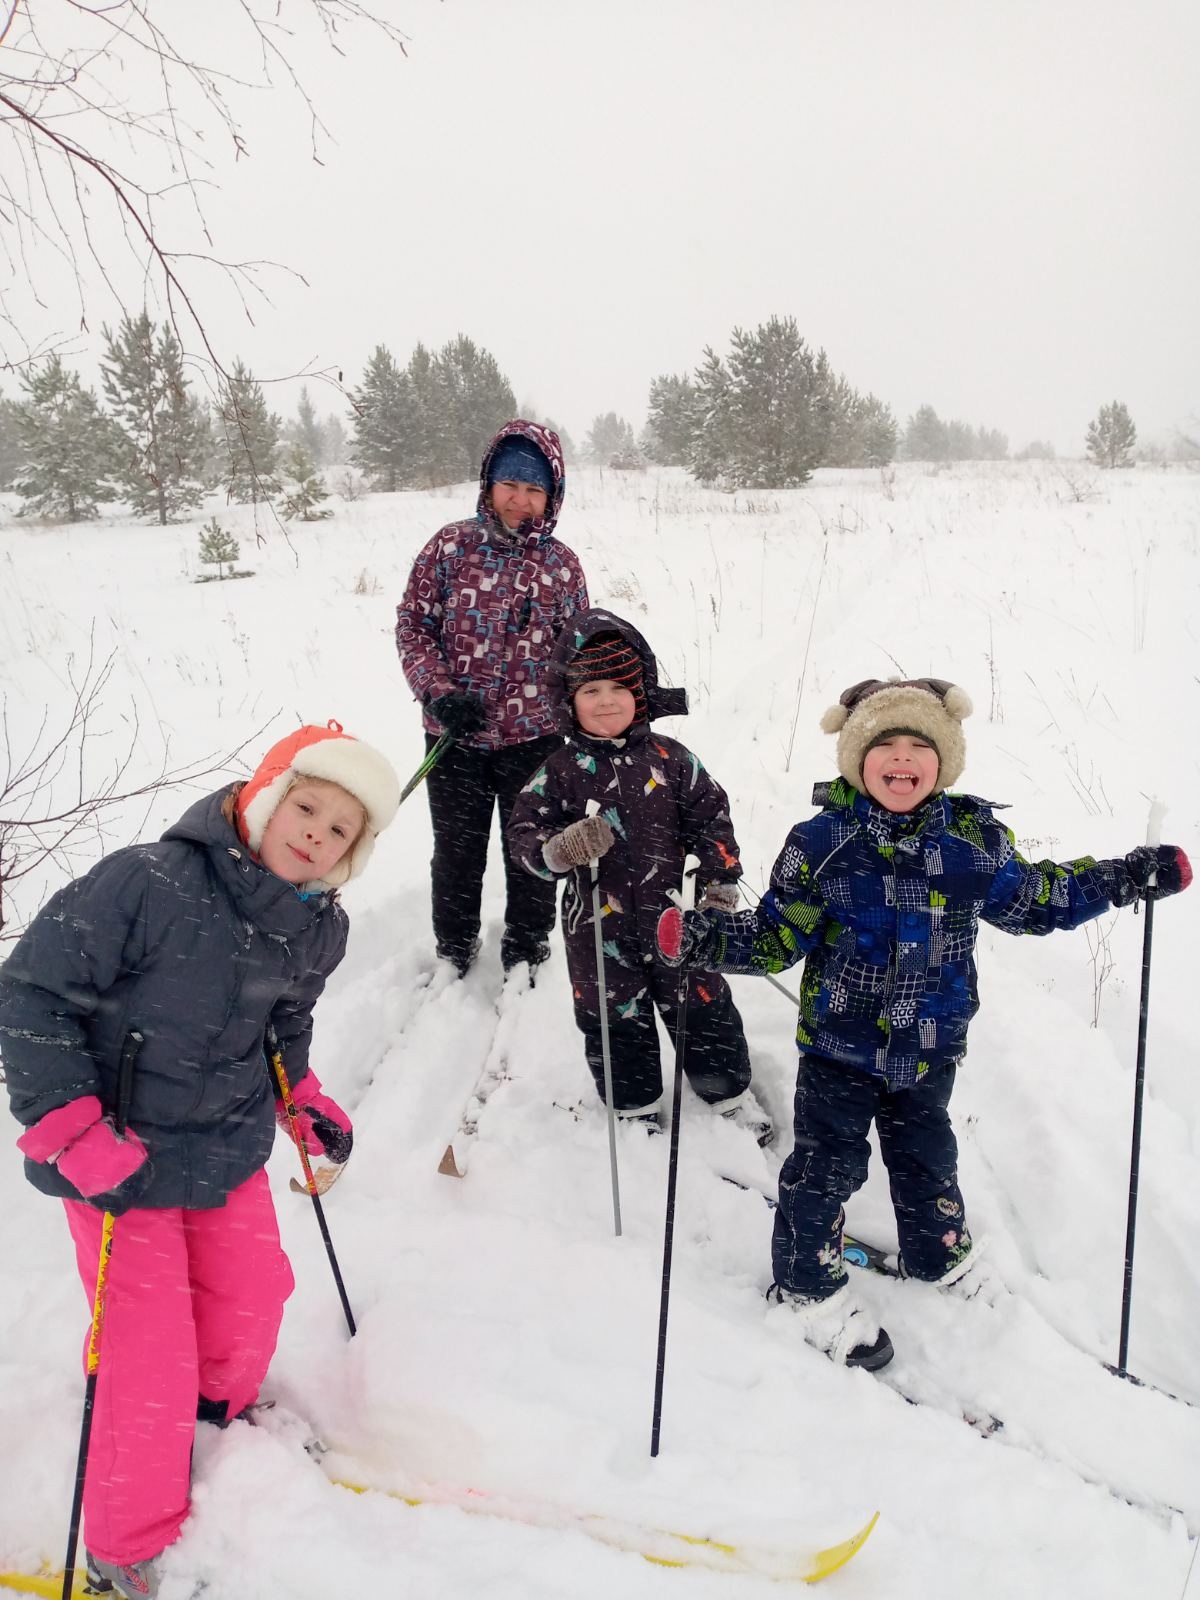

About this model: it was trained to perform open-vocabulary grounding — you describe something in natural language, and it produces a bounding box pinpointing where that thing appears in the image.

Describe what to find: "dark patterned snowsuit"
[507,610,751,1111]
[395,421,589,968]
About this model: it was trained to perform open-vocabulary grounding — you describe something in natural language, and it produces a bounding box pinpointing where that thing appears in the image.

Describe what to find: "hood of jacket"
[547,607,689,735]
[476,419,566,547]
[162,788,336,939]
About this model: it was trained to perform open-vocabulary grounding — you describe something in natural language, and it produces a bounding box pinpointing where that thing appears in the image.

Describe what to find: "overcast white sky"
[9,0,1200,454]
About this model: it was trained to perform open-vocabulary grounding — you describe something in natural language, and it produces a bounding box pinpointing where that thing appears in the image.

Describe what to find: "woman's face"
[489,478,548,530]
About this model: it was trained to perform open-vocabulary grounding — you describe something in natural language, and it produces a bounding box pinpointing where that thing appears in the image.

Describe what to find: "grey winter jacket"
[0,789,347,1212]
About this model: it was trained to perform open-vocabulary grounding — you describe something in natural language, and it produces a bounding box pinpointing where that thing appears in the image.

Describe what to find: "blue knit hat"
[487,437,554,496]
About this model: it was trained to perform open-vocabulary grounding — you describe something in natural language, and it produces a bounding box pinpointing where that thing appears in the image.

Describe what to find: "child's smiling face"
[861,734,940,812]
[573,678,637,738]
[259,780,365,883]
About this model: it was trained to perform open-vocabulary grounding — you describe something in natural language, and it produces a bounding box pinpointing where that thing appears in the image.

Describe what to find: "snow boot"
[436,935,481,978]
[768,1282,894,1370]
[903,1238,1004,1306]
[712,1089,776,1148]
[501,931,551,984]
[85,1552,161,1599]
[615,1099,663,1134]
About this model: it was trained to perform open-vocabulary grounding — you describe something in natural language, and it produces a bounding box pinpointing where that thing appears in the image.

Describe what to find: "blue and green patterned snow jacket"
[705,779,1120,1089]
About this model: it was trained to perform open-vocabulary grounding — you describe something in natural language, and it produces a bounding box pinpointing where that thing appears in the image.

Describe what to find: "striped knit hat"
[565,632,648,726]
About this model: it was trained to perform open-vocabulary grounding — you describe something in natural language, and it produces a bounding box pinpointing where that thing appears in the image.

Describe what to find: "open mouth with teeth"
[882,772,922,793]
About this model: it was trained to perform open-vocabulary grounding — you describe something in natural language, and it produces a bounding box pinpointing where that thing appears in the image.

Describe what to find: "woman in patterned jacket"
[657,676,1191,1371]
[396,421,589,978]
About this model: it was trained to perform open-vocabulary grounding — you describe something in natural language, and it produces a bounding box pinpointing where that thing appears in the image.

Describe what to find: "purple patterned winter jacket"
[395,420,590,750]
[506,610,744,966]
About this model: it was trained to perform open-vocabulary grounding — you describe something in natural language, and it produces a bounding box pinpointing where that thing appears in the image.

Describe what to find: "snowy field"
[1,459,1198,1598]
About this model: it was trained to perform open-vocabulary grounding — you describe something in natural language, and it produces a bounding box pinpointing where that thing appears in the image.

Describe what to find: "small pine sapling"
[198,517,241,580]
[279,444,333,521]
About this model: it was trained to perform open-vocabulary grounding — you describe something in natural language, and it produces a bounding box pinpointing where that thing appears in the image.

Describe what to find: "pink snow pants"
[63,1169,294,1565]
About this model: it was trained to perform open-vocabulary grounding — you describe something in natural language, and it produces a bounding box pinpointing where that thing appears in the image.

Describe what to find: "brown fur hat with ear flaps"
[820,677,973,794]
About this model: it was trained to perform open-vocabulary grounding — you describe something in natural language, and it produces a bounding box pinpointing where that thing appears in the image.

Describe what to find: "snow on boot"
[769,1282,894,1370]
[905,1239,1005,1306]
[85,1552,161,1599]
[615,1099,663,1134]
[712,1089,776,1148]
[501,931,551,979]
[436,936,481,978]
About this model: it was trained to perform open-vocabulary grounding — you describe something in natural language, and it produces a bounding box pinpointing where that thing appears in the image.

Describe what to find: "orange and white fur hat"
[237,720,400,888]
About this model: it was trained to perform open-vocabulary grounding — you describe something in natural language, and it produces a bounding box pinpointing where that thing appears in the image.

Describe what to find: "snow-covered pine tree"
[438,335,517,474]
[1086,401,1136,469]
[643,374,699,467]
[852,394,899,467]
[583,412,638,464]
[350,344,417,491]
[407,342,462,487]
[286,386,327,465]
[279,443,332,520]
[101,313,214,523]
[198,516,240,579]
[688,346,735,485]
[902,405,949,462]
[218,360,281,503]
[0,392,23,490]
[321,414,348,466]
[12,354,118,520]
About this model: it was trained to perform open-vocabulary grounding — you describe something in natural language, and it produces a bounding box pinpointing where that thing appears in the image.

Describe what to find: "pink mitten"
[17,1096,104,1164]
[55,1119,148,1199]
[275,1069,353,1164]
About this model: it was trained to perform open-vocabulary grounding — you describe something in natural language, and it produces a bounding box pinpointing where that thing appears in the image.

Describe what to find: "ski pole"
[267,1026,357,1338]
[60,1030,143,1600]
[585,798,622,1238]
[1114,799,1166,1377]
[398,731,453,805]
[650,854,699,1458]
[735,879,802,1008]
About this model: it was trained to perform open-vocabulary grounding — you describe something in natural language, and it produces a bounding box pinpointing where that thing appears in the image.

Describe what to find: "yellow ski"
[333,1474,878,1583]
[0,1573,93,1598]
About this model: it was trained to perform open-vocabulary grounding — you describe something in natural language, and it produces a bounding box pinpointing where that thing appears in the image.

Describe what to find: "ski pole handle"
[1144,799,1165,889]
[681,853,699,914]
[586,797,602,884]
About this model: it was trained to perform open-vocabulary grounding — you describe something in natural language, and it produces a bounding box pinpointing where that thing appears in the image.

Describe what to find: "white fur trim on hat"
[822,678,972,794]
[241,729,400,890]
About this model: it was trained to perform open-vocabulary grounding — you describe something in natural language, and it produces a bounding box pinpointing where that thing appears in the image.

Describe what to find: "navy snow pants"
[773,1054,969,1298]
[572,957,751,1113]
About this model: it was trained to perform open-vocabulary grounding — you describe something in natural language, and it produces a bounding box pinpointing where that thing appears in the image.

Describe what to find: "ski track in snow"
[1,461,1199,1598]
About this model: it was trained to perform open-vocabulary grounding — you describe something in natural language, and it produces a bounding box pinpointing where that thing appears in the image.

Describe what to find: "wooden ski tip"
[437,1143,465,1178]
[803,1510,879,1583]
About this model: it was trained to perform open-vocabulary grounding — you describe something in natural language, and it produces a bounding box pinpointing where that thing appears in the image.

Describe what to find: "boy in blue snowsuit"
[657,676,1191,1369]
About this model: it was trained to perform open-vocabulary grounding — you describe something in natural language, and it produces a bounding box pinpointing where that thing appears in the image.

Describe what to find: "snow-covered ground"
[1,460,1198,1598]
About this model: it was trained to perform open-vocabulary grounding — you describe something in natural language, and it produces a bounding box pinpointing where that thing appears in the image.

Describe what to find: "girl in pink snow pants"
[0,722,401,1596]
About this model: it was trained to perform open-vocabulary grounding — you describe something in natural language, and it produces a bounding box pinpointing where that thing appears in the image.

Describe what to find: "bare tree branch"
[1,631,278,939]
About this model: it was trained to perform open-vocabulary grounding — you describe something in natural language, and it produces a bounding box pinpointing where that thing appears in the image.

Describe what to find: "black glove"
[1110,844,1192,906]
[428,691,486,737]
[656,906,720,969]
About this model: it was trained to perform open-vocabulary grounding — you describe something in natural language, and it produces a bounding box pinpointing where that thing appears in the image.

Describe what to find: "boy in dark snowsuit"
[657,677,1191,1371]
[507,608,769,1139]
[0,721,400,1600]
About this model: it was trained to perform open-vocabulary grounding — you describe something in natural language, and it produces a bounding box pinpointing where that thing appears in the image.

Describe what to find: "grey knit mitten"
[698,882,740,913]
[542,816,615,873]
